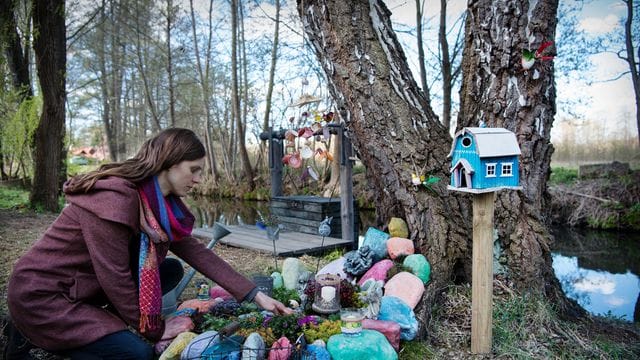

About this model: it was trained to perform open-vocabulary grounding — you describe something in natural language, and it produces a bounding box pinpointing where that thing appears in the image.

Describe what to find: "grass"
[0,185,30,209]
[549,166,578,185]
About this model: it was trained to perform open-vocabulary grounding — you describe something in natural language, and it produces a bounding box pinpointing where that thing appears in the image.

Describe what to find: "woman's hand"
[253,291,294,315]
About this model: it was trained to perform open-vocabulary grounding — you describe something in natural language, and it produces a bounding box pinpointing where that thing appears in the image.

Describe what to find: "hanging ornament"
[301,146,314,159]
[521,41,555,70]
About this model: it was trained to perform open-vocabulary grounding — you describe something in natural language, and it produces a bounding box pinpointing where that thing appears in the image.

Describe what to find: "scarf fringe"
[139,314,162,333]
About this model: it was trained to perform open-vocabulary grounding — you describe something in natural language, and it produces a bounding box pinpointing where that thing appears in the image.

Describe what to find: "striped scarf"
[137,176,194,334]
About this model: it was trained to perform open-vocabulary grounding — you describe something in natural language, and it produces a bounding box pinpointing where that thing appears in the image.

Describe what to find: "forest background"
[1,0,638,200]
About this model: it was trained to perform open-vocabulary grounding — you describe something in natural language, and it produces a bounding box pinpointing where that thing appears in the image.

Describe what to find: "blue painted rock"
[388,217,408,238]
[311,339,326,348]
[317,257,351,281]
[270,272,284,289]
[268,337,292,360]
[343,246,375,276]
[357,259,394,286]
[403,254,431,284]
[282,258,307,290]
[386,237,414,260]
[362,318,401,351]
[361,227,390,261]
[242,332,266,360]
[377,296,419,341]
[384,272,424,309]
[306,344,331,360]
[180,330,220,360]
[201,334,243,360]
[327,330,398,359]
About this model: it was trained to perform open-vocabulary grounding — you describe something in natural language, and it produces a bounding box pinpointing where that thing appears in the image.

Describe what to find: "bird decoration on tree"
[521,41,555,70]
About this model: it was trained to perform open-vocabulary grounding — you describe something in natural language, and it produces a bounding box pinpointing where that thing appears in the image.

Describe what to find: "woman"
[5,128,291,359]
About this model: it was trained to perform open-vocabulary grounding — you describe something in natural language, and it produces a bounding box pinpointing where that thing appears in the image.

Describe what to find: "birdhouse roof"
[448,127,521,158]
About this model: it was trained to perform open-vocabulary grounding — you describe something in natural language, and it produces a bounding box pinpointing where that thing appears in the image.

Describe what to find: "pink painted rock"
[386,237,414,260]
[209,285,234,300]
[268,336,292,360]
[357,259,394,286]
[383,272,424,309]
[362,319,401,352]
[153,316,195,354]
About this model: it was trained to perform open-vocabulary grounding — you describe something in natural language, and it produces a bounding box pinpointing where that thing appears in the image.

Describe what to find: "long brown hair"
[66,128,205,193]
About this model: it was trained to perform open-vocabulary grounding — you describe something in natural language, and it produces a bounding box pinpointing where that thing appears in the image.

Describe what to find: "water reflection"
[551,227,640,322]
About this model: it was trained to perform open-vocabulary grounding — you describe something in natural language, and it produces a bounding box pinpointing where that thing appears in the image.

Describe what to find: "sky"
[382,0,637,142]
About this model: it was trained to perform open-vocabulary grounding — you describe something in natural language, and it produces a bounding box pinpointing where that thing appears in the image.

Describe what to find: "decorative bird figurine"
[521,41,555,70]
[318,216,333,237]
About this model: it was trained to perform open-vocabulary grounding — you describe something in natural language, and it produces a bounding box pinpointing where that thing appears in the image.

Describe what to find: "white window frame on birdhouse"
[501,163,513,177]
[486,163,497,177]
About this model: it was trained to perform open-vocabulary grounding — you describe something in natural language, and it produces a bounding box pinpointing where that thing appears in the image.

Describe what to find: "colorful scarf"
[137,176,194,333]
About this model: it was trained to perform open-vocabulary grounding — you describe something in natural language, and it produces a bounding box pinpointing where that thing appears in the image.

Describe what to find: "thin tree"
[231,0,255,189]
[622,0,640,147]
[30,0,66,211]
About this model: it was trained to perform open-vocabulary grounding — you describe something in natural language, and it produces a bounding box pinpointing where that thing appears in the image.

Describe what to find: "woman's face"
[158,157,205,197]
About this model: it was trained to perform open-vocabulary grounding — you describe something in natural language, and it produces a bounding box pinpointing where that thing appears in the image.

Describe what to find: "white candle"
[321,286,336,302]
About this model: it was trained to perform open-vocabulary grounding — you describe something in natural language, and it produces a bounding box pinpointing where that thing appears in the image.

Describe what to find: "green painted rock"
[327,330,397,360]
[270,271,284,289]
[403,254,431,284]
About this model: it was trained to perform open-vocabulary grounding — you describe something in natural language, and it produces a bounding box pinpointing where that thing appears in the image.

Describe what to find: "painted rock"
[200,334,243,360]
[270,271,284,289]
[361,227,390,261]
[155,315,195,354]
[306,344,331,360]
[403,254,431,284]
[327,330,398,359]
[317,257,351,281]
[282,258,307,290]
[209,286,234,301]
[357,259,394,286]
[362,318,401,351]
[311,339,326,348]
[159,331,197,360]
[181,330,219,360]
[386,237,414,260]
[377,296,419,341]
[242,332,266,360]
[384,272,424,309]
[268,337,292,360]
[388,217,409,238]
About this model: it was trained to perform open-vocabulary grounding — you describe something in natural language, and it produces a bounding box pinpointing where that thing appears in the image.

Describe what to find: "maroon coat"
[7,177,256,351]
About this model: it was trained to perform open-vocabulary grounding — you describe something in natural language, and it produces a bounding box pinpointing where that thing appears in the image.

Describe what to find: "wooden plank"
[192,225,352,257]
[471,191,495,354]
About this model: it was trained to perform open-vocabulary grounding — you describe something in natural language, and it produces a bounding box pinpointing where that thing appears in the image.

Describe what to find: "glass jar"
[311,273,341,314]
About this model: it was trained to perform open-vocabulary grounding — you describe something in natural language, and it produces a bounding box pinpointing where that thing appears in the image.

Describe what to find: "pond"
[551,226,639,322]
[186,198,639,322]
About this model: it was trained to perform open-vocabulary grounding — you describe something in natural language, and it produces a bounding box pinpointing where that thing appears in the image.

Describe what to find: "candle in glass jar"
[320,286,336,302]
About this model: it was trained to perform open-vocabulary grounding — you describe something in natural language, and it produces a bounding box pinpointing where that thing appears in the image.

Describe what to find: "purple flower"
[297,315,319,327]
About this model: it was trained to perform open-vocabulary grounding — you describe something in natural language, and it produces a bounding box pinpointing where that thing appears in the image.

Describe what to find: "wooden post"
[338,125,356,245]
[267,127,283,197]
[471,191,495,353]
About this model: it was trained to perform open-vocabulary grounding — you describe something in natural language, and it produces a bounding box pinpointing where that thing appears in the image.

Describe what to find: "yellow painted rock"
[388,217,408,238]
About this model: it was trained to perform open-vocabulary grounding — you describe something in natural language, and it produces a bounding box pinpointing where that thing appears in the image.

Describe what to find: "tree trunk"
[438,0,452,131]
[623,0,640,148]
[415,0,431,102]
[166,0,176,128]
[231,0,254,189]
[30,0,66,212]
[0,0,32,98]
[297,0,473,335]
[457,0,581,315]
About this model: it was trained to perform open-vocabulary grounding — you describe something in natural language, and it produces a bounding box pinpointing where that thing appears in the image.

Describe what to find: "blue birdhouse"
[447,127,522,193]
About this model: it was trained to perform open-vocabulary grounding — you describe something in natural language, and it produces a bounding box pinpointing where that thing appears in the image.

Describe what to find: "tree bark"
[415,0,431,103]
[297,0,473,335]
[623,0,640,148]
[457,0,581,315]
[30,0,66,211]
[0,0,32,97]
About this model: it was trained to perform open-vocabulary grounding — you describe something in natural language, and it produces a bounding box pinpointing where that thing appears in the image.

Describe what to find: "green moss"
[0,185,30,209]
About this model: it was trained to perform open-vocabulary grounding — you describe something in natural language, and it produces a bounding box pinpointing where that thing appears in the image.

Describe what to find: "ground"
[1,208,638,359]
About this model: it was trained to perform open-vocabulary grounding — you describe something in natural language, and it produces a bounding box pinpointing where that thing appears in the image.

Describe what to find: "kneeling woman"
[5,128,291,359]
